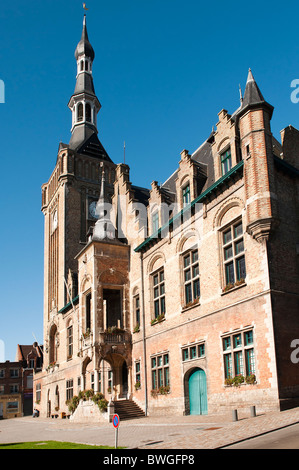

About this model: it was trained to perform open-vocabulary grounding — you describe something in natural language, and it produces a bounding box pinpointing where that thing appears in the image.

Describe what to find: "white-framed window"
[220,147,232,175]
[67,325,73,359]
[152,268,166,319]
[183,249,200,306]
[182,183,191,205]
[10,369,19,378]
[222,219,246,288]
[222,329,255,381]
[182,342,205,362]
[151,352,169,392]
[10,384,19,394]
[134,294,140,327]
[36,383,41,402]
[152,211,159,233]
[66,379,73,401]
[135,361,141,388]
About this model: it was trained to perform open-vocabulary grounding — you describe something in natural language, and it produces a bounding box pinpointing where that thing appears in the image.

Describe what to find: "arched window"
[49,325,58,364]
[85,103,91,122]
[80,60,84,71]
[77,103,83,122]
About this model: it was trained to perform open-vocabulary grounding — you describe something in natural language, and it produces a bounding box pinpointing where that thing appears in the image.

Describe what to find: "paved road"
[223,423,299,449]
[1,407,299,450]
[0,415,230,449]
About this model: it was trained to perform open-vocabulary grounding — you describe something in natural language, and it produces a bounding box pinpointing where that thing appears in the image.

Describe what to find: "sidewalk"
[137,406,299,449]
[1,407,299,449]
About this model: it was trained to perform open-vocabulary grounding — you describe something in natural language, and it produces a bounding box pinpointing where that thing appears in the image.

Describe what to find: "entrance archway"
[102,353,130,399]
[188,368,208,415]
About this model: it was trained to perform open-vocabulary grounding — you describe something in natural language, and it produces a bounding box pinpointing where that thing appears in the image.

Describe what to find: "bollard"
[250,405,256,417]
[232,409,238,422]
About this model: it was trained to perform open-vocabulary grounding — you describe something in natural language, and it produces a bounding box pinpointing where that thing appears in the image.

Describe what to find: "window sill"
[224,381,257,388]
[181,300,200,313]
[221,281,246,296]
[150,317,165,326]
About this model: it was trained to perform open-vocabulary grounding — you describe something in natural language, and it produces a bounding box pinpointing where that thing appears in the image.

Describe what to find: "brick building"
[0,343,43,418]
[34,16,299,419]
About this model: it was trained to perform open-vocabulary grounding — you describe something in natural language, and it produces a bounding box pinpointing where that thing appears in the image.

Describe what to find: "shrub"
[245,374,256,384]
[232,375,245,387]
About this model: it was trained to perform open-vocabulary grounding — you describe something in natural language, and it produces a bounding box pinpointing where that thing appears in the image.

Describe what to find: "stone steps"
[113,400,145,421]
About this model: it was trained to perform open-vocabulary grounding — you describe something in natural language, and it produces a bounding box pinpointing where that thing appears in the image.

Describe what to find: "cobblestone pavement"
[0,407,299,449]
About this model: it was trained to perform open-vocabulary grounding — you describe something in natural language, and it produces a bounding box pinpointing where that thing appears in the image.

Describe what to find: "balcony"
[100,328,131,345]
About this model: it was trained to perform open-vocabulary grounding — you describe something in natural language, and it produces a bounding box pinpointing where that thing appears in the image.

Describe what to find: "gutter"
[140,252,148,416]
[135,160,244,253]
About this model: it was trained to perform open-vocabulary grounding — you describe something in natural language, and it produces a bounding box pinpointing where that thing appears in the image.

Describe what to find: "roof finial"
[99,162,105,201]
[247,68,254,83]
[83,3,88,11]
[239,84,243,103]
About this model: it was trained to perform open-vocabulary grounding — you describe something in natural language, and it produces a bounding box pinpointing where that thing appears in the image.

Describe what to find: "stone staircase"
[113,399,145,421]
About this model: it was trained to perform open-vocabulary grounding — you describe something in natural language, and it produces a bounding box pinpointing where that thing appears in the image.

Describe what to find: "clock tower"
[41,15,116,329]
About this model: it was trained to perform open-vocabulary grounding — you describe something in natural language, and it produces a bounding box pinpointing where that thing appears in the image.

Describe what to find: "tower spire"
[67,15,102,152]
[235,68,273,119]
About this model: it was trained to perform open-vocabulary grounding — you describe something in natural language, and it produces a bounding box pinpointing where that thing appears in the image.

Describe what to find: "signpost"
[112,413,120,449]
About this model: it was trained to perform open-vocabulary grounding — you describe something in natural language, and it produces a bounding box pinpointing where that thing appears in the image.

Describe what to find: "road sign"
[112,413,120,449]
[112,413,120,428]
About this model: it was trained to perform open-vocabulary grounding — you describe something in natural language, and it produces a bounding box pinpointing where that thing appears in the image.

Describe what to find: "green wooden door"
[189,368,208,415]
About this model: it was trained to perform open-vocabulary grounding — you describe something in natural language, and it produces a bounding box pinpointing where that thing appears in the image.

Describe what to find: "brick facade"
[34,21,299,419]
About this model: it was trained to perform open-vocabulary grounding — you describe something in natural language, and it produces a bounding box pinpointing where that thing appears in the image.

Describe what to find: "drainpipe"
[140,252,148,416]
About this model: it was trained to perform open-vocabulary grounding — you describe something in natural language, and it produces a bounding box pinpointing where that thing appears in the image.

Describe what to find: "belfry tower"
[41,15,116,341]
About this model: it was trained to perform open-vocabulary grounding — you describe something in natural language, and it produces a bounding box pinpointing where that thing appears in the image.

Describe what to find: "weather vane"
[83,3,88,11]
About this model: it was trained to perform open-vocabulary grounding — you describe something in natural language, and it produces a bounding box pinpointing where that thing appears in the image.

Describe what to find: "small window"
[36,383,41,402]
[85,103,91,122]
[151,352,170,392]
[182,342,205,362]
[222,329,255,381]
[134,295,140,327]
[108,370,113,393]
[66,379,73,401]
[152,211,159,233]
[222,220,246,288]
[10,369,19,378]
[77,103,83,122]
[182,183,191,205]
[152,268,166,319]
[67,325,73,359]
[135,361,141,388]
[86,293,91,331]
[221,148,232,175]
[183,249,200,306]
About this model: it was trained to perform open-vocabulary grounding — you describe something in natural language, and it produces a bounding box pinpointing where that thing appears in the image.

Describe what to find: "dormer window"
[182,183,191,206]
[221,148,232,175]
[152,211,159,233]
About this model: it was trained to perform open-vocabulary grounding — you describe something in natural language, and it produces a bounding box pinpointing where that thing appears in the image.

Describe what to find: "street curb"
[216,420,299,449]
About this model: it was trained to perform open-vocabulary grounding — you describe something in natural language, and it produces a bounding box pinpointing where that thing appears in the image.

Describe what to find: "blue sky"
[0,0,299,361]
